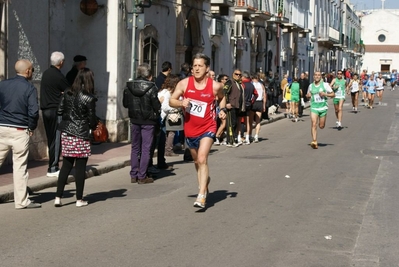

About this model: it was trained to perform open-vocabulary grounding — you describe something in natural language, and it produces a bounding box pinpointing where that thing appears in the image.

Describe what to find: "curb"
[0,159,131,204]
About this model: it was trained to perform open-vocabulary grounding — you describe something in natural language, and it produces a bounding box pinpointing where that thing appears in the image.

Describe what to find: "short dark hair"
[181,63,190,72]
[217,74,228,82]
[192,53,210,67]
[161,61,172,72]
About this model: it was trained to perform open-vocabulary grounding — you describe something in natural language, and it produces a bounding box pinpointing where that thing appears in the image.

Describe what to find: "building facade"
[360,9,399,72]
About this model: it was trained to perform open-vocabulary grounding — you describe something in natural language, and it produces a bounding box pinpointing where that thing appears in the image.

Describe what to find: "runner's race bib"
[186,99,207,118]
[314,94,324,103]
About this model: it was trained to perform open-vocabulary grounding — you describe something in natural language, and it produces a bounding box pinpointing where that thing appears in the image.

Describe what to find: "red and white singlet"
[183,76,217,137]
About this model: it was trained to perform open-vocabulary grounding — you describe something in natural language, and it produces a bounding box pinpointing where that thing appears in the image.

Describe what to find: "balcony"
[282,2,311,33]
[210,0,234,7]
[235,0,271,19]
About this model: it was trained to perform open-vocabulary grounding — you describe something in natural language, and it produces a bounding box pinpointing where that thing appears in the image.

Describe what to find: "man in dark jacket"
[155,61,172,89]
[123,63,161,184]
[0,59,41,209]
[40,51,69,177]
[298,72,310,117]
[66,55,87,86]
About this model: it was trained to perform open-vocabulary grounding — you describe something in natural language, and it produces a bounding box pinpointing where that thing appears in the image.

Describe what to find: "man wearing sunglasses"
[225,70,245,146]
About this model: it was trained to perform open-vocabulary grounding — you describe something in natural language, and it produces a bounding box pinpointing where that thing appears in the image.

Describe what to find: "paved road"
[1,89,399,267]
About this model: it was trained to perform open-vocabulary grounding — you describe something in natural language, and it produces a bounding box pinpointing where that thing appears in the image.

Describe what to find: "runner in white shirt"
[346,73,360,113]
[376,73,386,105]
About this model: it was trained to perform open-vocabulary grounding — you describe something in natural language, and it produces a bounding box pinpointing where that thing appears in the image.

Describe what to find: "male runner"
[169,53,226,208]
[306,71,335,149]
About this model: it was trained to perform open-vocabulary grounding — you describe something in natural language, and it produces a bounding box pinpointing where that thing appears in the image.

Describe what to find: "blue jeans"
[130,124,155,179]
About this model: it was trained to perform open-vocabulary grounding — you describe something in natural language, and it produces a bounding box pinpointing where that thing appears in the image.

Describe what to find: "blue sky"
[351,0,399,10]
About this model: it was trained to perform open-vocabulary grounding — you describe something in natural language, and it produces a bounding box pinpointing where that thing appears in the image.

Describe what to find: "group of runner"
[170,53,394,208]
[308,68,390,149]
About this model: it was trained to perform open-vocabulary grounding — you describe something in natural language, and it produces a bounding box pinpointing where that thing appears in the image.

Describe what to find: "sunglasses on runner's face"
[234,73,242,76]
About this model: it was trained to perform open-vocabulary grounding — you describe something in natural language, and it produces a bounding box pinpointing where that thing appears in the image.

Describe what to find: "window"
[143,37,158,74]
[378,34,386,42]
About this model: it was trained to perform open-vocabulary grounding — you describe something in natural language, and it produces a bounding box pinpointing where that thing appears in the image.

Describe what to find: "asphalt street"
[1,89,399,267]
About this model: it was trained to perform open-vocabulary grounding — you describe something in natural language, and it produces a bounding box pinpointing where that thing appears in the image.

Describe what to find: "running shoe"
[253,137,259,143]
[214,139,220,146]
[244,140,250,145]
[337,121,342,128]
[310,141,318,149]
[194,194,206,208]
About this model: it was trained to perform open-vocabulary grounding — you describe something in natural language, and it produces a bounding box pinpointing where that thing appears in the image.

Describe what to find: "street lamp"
[307,36,317,79]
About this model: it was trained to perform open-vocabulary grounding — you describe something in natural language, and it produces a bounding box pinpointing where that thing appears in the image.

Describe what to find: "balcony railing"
[288,2,308,29]
[236,0,261,11]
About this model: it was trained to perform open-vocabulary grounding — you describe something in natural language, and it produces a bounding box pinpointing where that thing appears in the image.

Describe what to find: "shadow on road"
[29,189,75,204]
[85,189,127,204]
[188,190,238,213]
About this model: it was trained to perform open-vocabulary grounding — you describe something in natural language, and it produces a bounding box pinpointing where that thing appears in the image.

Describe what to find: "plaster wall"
[361,10,399,71]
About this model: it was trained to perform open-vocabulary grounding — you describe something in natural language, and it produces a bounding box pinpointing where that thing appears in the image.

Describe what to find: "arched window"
[143,37,158,74]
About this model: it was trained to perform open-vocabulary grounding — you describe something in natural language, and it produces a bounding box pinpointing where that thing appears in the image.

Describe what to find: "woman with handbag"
[160,74,183,157]
[54,68,97,207]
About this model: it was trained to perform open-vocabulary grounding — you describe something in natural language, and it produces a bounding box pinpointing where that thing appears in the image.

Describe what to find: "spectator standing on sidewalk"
[0,59,41,209]
[169,53,226,208]
[55,68,97,207]
[40,51,70,177]
[148,61,173,174]
[160,74,183,157]
[214,74,229,145]
[241,71,258,144]
[298,72,309,117]
[155,61,172,89]
[66,55,87,86]
[123,63,161,184]
[225,69,244,147]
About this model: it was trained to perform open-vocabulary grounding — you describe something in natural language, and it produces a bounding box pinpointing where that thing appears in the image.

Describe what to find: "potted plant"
[278,8,283,17]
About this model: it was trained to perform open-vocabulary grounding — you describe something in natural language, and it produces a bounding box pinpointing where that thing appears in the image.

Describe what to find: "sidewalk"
[0,106,301,203]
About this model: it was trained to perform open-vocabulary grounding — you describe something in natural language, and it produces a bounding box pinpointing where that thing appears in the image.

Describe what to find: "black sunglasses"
[234,73,242,76]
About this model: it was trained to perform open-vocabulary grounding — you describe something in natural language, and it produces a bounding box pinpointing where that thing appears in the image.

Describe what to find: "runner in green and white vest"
[306,71,335,149]
[330,70,347,129]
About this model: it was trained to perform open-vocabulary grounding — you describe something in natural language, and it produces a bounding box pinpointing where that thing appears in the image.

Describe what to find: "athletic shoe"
[47,170,60,177]
[310,141,318,149]
[76,200,88,207]
[244,140,250,145]
[193,194,206,208]
[337,121,342,128]
[221,141,227,146]
[336,121,339,127]
[54,197,62,207]
[214,139,220,145]
[253,137,259,143]
[233,142,241,147]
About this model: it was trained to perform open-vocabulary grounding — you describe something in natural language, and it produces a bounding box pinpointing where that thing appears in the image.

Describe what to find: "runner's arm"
[169,78,190,109]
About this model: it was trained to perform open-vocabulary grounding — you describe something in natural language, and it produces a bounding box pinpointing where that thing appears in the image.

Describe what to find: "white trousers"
[0,126,31,208]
